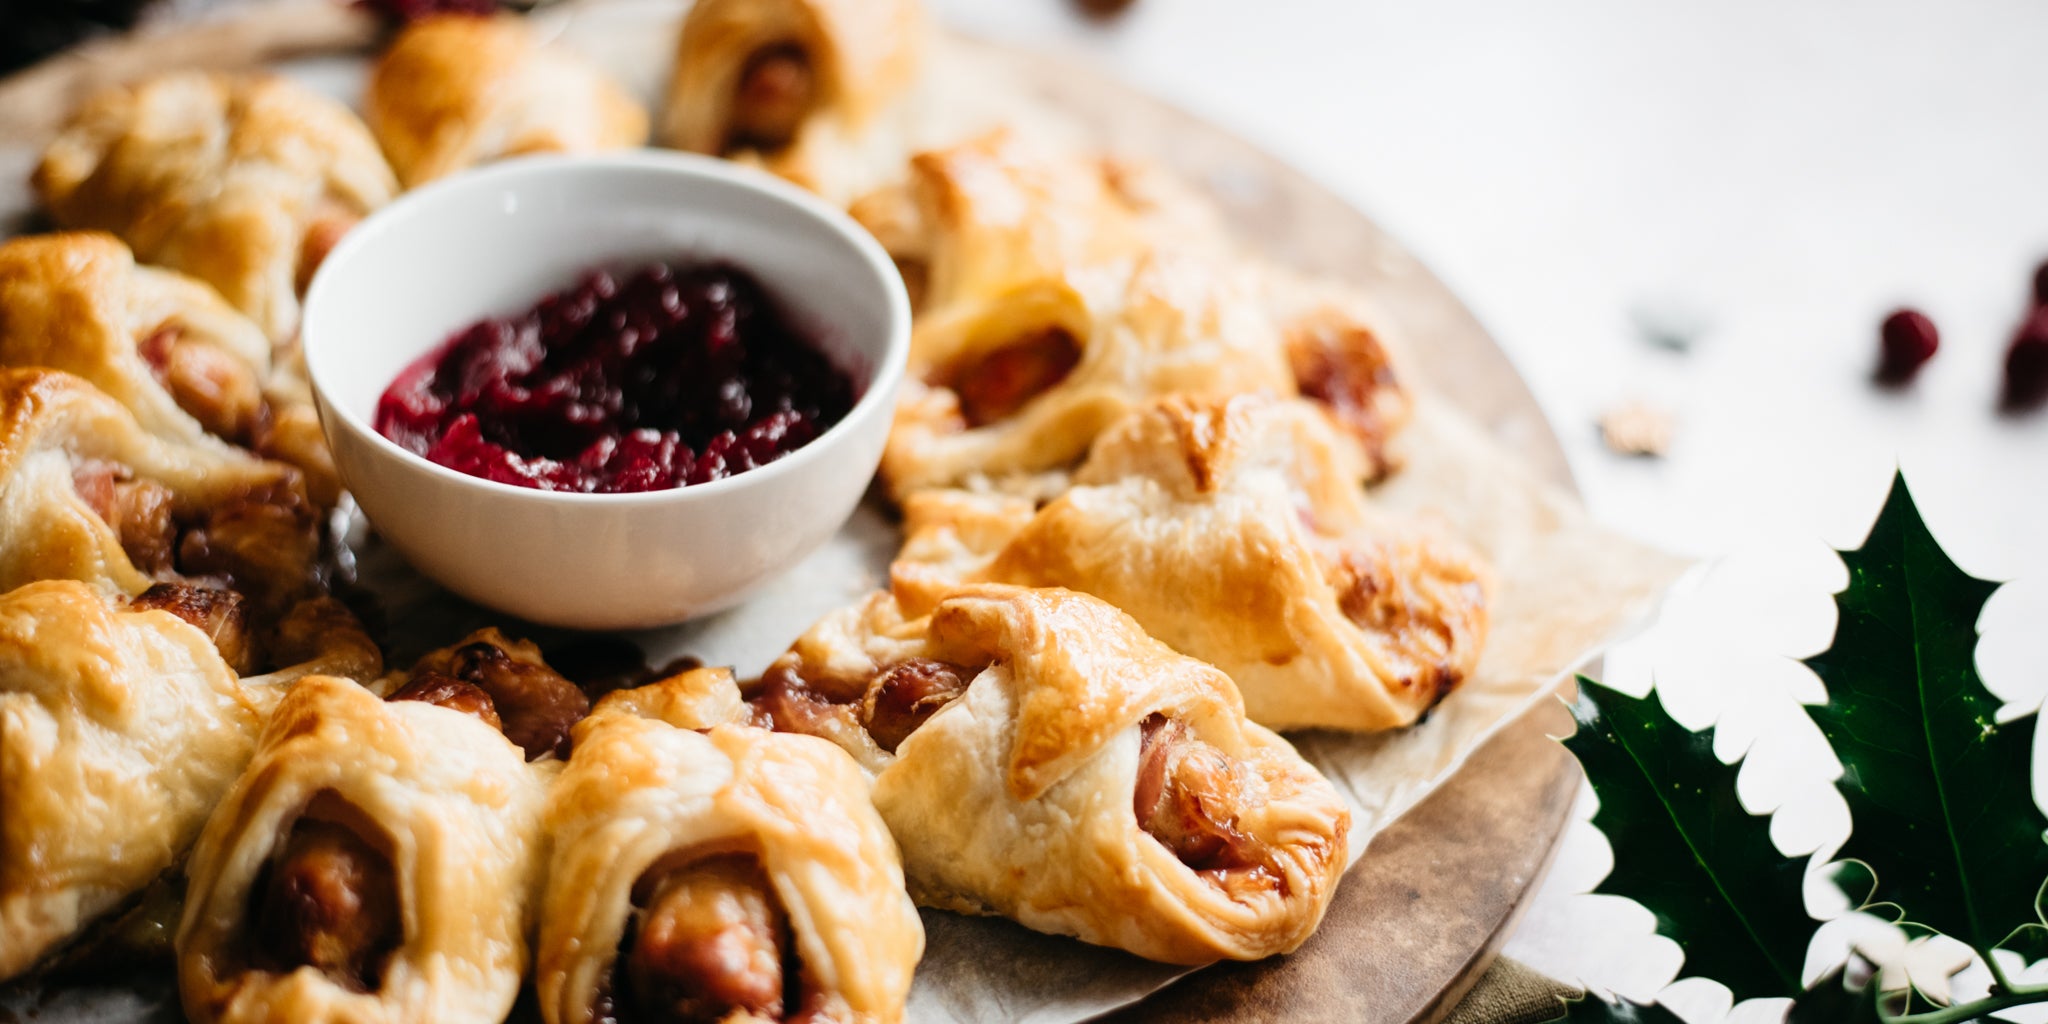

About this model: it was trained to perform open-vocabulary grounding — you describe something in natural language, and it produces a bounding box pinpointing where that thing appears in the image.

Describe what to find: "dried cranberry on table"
[375,262,854,493]
[2003,308,2048,412]
[1875,308,1939,385]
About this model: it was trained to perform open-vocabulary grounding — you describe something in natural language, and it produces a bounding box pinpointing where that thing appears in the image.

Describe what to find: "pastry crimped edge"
[366,14,649,188]
[176,676,552,1024]
[778,584,1351,965]
[0,580,280,982]
[536,669,923,1024]
[892,393,1492,732]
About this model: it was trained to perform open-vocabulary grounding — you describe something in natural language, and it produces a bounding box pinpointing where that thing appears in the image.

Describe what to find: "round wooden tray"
[0,12,1581,1024]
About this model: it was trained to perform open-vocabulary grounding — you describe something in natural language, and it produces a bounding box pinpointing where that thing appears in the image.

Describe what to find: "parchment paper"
[0,3,1688,1021]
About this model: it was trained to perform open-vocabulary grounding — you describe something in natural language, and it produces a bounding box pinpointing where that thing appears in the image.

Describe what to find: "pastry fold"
[751,585,1350,964]
[851,133,1408,499]
[177,675,552,1024]
[0,368,319,610]
[663,0,926,200]
[34,71,397,341]
[0,232,341,504]
[0,580,284,982]
[536,669,922,1024]
[366,14,649,188]
[893,394,1490,732]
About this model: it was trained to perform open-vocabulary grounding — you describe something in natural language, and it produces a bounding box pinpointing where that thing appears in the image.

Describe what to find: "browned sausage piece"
[248,815,402,993]
[942,327,1083,428]
[729,44,815,153]
[72,460,179,577]
[1133,715,1261,874]
[449,641,590,761]
[388,669,504,731]
[624,855,790,1023]
[860,657,971,753]
[132,582,253,673]
[138,324,265,444]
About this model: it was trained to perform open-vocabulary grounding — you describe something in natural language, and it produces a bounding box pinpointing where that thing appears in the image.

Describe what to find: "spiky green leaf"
[1805,473,2048,949]
[1564,678,1813,1000]
[1786,962,1881,1024]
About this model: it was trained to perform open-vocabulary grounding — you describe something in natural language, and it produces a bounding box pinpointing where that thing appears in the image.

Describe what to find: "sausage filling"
[859,657,970,753]
[388,670,504,730]
[1133,715,1265,877]
[1286,321,1399,459]
[138,324,265,444]
[132,582,254,674]
[1326,548,1462,709]
[248,810,402,993]
[728,44,815,153]
[72,460,178,577]
[445,641,590,760]
[941,327,1082,428]
[611,854,797,1024]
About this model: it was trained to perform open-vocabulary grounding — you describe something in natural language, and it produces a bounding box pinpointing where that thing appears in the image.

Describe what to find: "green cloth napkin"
[1444,958,1585,1024]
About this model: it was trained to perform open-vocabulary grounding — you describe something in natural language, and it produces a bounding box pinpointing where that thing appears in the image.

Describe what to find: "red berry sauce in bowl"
[375,262,855,493]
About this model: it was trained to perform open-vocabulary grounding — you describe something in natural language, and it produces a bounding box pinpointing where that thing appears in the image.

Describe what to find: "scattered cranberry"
[353,0,496,21]
[2033,260,2048,308]
[2003,309,2048,411]
[375,262,854,493]
[1875,308,1939,384]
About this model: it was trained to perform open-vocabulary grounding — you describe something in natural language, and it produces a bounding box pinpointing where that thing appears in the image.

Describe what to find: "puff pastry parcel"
[0,368,321,612]
[0,232,341,503]
[366,14,649,188]
[0,581,287,982]
[34,71,397,341]
[853,133,1409,498]
[893,394,1490,732]
[177,671,556,1024]
[664,0,926,199]
[536,670,922,1024]
[749,585,1350,964]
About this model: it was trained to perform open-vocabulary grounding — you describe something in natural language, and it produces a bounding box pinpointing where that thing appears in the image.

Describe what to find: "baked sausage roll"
[851,133,1406,497]
[0,580,291,982]
[749,585,1350,964]
[663,0,926,199]
[177,673,556,1024]
[34,71,397,341]
[892,394,1490,732]
[366,14,650,189]
[535,669,923,1024]
[0,232,342,504]
[0,368,321,612]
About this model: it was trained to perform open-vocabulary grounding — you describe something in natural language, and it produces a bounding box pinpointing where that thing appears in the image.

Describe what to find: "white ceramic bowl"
[303,153,909,630]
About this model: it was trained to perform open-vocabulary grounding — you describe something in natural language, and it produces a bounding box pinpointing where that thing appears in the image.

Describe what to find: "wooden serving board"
[0,10,1581,1024]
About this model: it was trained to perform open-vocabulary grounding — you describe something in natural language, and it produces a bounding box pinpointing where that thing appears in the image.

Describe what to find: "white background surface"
[922,0,2048,1016]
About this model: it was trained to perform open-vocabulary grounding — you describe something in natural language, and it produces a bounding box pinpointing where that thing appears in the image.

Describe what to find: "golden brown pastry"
[0,580,305,981]
[177,674,554,1024]
[892,394,1490,732]
[851,133,1408,498]
[535,669,923,1024]
[34,71,397,341]
[366,14,650,189]
[748,585,1350,964]
[0,232,342,504]
[0,368,322,613]
[663,0,926,199]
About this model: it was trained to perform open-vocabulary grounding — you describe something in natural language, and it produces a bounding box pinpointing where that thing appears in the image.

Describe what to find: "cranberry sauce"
[375,262,855,493]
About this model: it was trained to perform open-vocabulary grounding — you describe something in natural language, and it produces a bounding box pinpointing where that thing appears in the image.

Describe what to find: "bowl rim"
[302,149,911,507]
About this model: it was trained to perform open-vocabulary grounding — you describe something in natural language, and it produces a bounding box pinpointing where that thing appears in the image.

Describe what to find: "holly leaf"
[1565,678,1813,1001]
[1786,961,1882,1024]
[1557,994,1690,1024]
[1805,472,2048,950]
